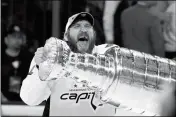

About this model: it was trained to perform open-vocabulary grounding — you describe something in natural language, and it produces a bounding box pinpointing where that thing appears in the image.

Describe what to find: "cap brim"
[74,12,94,26]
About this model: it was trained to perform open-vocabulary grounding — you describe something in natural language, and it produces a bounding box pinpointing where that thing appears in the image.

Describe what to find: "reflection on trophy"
[39,37,176,116]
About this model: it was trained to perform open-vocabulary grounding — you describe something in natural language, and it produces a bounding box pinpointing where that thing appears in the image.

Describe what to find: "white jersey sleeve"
[20,57,51,106]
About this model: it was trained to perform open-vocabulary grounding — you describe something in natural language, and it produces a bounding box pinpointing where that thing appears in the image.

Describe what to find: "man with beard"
[20,12,117,116]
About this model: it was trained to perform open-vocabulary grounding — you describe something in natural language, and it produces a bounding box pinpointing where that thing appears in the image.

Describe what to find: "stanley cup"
[39,37,176,116]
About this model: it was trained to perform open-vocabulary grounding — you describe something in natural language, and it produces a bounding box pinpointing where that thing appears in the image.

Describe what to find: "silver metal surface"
[42,38,176,115]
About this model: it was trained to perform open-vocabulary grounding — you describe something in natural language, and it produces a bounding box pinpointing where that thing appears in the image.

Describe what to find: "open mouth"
[77,36,89,51]
[78,36,88,41]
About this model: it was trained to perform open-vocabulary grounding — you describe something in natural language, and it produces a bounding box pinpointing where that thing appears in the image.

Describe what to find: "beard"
[66,32,96,54]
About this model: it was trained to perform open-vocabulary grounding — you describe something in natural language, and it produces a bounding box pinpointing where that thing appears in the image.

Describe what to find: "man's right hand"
[37,37,71,81]
[34,47,47,66]
[38,37,60,81]
[34,37,59,66]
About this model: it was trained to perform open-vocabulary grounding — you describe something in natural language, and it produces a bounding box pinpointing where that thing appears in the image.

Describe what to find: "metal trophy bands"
[40,37,176,116]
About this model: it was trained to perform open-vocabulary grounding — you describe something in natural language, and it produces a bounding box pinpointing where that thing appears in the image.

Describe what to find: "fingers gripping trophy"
[38,38,70,80]
[39,37,176,116]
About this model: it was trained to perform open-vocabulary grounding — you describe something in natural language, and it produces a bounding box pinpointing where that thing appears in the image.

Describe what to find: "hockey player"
[20,12,118,116]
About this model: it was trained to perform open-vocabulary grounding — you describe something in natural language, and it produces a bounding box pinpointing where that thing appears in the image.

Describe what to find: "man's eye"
[85,24,91,28]
[73,24,80,28]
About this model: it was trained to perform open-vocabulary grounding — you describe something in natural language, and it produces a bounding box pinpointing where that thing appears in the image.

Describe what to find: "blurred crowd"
[1,0,176,107]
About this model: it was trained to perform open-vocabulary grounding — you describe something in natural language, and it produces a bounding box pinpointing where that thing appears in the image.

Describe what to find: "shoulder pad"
[94,44,118,54]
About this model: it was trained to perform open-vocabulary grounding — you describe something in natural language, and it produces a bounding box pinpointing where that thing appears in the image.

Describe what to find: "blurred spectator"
[1,24,33,102]
[103,0,137,46]
[121,1,165,57]
[113,0,137,47]
[163,1,176,59]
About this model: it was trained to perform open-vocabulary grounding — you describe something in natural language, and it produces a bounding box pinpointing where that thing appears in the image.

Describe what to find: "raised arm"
[20,37,66,105]
[20,57,51,106]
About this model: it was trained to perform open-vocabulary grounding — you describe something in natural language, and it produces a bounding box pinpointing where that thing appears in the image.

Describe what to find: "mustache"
[77,32,89,40]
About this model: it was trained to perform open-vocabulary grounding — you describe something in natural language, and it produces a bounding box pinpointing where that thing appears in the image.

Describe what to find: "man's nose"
[80,27,87,32]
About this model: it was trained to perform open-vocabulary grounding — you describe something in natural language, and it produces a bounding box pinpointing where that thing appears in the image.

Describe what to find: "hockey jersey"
[49,44,117,116]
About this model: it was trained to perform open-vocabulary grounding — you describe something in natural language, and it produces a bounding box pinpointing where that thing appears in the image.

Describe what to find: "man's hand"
[38,37,60,81]
[37,37,71,81]
[34,47,47,65]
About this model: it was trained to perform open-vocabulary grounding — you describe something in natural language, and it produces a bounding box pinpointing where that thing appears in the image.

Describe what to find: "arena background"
[1,0,175,116]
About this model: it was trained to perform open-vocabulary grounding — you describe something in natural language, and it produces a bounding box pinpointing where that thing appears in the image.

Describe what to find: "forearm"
[20,73,51,106]
[20,59,51,106]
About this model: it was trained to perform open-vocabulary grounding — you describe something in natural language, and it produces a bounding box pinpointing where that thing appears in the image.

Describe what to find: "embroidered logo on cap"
[81,13,86,17]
